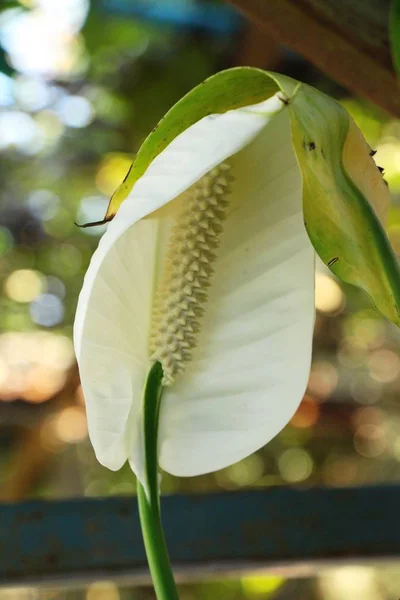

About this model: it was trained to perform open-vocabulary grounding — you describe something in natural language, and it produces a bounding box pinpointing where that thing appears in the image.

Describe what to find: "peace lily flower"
[74,69,400,490]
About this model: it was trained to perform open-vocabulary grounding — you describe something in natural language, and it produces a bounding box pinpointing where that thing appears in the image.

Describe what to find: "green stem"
[137,361,180,600]
[137,484,179,600]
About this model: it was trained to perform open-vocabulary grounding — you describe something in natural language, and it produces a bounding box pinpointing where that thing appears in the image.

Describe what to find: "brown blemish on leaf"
[75,217,113,228]
[278,94,290,105]
[342,117,390,224]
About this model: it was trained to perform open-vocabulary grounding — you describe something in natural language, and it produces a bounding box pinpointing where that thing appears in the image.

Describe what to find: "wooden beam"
[1,486,400,586]
[228,0,400,117]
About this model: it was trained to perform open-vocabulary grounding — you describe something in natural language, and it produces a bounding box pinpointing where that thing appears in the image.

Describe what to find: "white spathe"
[74,96,315,485]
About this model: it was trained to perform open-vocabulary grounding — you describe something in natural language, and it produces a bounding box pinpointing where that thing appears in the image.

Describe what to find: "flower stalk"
[138,361,180,600]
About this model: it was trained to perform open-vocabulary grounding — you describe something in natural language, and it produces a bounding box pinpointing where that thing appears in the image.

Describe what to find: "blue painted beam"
[0,486,399,586]
[99,0,243,34]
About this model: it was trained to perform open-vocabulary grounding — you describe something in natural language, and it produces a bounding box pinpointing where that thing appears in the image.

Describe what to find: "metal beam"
[1,486,399,587]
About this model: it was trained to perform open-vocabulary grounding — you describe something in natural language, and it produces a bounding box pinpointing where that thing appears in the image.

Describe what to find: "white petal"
[74,96,283,478]
[122,95,283,218]
[75,217,158,473]
[159,109,315,476]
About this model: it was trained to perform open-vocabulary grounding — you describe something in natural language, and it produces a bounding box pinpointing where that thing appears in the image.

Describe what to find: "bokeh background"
[1,0,400,598]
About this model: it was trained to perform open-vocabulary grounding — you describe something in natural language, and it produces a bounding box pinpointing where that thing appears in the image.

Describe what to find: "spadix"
[149,162,233,386]
[74,68,400,489]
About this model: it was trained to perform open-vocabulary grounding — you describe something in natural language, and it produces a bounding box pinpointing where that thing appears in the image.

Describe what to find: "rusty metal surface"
[0,485,400,586]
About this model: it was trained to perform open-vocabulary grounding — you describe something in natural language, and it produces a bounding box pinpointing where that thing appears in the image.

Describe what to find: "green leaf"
[288,83,400,325]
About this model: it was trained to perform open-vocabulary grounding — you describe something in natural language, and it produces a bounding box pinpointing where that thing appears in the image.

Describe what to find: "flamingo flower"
[74,69,400,490]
